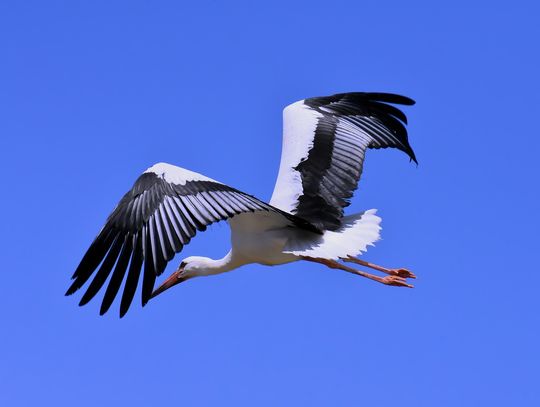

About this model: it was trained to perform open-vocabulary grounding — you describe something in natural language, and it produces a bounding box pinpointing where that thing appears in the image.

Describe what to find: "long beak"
[150,269,187,300]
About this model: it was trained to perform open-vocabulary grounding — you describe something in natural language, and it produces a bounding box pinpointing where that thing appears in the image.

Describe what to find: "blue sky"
[1,1,539,406]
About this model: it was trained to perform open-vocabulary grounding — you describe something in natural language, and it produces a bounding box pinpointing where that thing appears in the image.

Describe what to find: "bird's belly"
[231,230,297,266]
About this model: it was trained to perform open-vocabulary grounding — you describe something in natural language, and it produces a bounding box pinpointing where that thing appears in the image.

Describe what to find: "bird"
[66,92,418,317]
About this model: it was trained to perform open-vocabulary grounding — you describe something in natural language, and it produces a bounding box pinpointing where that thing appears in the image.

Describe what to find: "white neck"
[188,251,247,277]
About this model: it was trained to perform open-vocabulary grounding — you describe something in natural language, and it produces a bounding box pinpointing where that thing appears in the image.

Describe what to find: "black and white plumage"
[67,92,418,317]
[270,92,416,230]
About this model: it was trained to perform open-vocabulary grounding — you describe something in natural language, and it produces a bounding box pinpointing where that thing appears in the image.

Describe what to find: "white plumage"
[67,92,418,317]
[144,162,220,185]
[283,210,382,259]
[270,101,321,213]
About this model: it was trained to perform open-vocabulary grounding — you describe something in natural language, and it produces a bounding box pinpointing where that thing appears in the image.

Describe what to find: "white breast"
[228,212,298,265]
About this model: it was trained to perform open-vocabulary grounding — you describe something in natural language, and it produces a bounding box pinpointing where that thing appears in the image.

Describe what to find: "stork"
[66,92,418,317]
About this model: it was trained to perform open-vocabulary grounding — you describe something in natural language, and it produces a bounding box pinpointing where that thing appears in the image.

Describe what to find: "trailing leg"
[301,256,413,288]
[341,256,416,279]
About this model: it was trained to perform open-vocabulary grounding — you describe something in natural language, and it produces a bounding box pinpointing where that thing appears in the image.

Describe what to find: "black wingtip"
[400,96,416,106]
[99,305,126,318]
[78,296,91,307]
[99,302,110,316]
[65,281,80,296]
[409,151,419,165]
[119,298,134,317]
[367,92,416,106]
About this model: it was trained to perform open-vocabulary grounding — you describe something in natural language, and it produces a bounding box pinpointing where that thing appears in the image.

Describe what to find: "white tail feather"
[283,209,382,260]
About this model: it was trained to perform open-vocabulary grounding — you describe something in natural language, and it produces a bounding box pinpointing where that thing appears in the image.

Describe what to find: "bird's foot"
[342,256,416,279]
[381,275,414,288]
[302,256,415,288]
[388,268,416,279]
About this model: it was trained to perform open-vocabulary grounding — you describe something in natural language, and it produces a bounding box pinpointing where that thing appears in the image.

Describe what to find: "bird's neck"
[197,251,245,276]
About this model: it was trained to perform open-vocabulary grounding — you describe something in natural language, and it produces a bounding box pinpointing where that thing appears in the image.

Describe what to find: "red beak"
[150,268,187,299]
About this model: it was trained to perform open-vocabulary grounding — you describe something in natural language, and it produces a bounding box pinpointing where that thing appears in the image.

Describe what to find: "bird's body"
[229,212,298,266]
[67,92,418,317]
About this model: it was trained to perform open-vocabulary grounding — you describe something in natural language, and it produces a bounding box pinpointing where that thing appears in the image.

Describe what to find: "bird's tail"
[283,209,382,260]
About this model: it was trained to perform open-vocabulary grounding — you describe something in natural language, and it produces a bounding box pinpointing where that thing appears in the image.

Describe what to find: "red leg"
[302,257,413,288]
[342,256,416,279]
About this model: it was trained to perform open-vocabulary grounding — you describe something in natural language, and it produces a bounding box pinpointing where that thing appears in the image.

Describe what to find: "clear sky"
[1,1,539,406]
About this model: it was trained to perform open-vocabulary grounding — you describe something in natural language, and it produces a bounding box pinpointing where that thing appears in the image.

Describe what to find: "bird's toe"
[390,268,416,279]
[382,275,414,288]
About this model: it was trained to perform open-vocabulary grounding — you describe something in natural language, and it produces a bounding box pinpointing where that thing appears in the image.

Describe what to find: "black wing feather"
[120,234,143,317]
[100,233,133,315]
[294,92,416,230]
[78,232,124,306]
[67,167,319,316]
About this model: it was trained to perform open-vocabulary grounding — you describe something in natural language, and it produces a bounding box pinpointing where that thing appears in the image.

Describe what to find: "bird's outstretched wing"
[66,162,318,317]
[270,92,417,231]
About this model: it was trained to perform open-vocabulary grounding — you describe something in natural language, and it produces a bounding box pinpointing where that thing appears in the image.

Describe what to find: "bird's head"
[180,256,216,277]
[149,256,212,300]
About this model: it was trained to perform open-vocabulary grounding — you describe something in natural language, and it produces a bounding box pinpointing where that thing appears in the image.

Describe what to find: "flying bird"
[66,92,418,317]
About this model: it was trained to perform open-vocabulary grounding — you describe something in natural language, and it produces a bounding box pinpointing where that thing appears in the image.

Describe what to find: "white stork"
[66,92,417,317]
